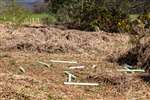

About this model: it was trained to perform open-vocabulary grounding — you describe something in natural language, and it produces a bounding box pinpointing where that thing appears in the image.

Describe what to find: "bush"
[79,2,130,32]
[42,15,57,25]
[49,0,133,33]
[138,13,150,29]
[49,0,81,23]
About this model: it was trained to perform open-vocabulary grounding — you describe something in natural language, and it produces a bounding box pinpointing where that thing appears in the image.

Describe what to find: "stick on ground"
[38,61,50,68]
[69,66,85,69]
[64,82,99,86]
[50,60,77,64]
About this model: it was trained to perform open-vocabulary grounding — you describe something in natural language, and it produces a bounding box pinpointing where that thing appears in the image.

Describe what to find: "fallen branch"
[69,66,85,69]
[64,82,99,86]
[64,71,76,82]
[38,61,50,68]
[19,66,25,73]
[50,60,77,64]
[117,69,145,72]
[92,65,97,69]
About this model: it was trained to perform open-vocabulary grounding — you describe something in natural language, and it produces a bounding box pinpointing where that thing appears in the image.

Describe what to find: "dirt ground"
[0,24,150,100]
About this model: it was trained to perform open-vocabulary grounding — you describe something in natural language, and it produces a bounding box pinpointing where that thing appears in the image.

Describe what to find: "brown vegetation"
[117,40,150,73]
[0,24,150,99]
[0,24,130,55]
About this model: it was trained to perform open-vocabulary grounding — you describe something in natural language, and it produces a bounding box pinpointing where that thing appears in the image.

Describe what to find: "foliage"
[0,0,149,33]
[41,14,57,25]
[48,0,135,32]
[0,0,31,31]
[79,0,131,32]
[0,8,56,28]
[47,0,150,33]
[128,13,150,46]
[49,0,81,23]
[138,13,150,29]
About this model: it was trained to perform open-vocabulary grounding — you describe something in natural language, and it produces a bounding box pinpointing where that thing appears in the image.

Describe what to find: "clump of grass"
[9,59,16,65]
[0,53,9,58]
[48,94,64,100]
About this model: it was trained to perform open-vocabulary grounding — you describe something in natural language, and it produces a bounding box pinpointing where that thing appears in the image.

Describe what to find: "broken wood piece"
[38,61,50,68]
[64,82,99,86]
[119,64,144,72]
[64,71,76,78]
[19,66,25,73]
[64,71,76,82]
[117,69,145,72]
[50,60,77,64]
[69,66,85,69]
[123,66,132,73]
[92,65,96,69]
[123,64,133,69]
[123,66,131,71]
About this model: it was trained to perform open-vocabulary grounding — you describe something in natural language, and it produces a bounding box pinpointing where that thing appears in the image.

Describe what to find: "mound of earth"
[0,24,150,99]
[0,24,129,56]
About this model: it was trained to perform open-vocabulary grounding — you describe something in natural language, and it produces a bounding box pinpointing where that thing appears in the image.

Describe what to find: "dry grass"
[0,24,150,99]
[117,40,150,73]
[0,52,150,99]
[0,24,130,55]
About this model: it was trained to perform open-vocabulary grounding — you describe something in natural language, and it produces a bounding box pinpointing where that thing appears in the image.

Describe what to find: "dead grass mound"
[87,73,146,95]
[117,40,150,73]
[87,73,127,85]
[0,25,129,55]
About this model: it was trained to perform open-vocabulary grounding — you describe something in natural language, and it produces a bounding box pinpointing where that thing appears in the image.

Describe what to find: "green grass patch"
[0,13,57,24]
[28,13,49,19]
[129,14,139,21]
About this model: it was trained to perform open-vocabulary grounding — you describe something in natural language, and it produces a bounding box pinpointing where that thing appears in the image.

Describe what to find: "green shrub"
[41,15,57,25]
[138,13,150,28]
[81,1,132,32]
[49,0,133,33]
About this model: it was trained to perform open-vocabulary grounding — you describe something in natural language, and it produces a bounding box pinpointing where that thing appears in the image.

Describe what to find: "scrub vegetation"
[0,0,150,99]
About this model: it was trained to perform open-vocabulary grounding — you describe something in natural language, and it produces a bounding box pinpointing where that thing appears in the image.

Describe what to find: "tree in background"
[47,0,149,33]
[47,0,132,32]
